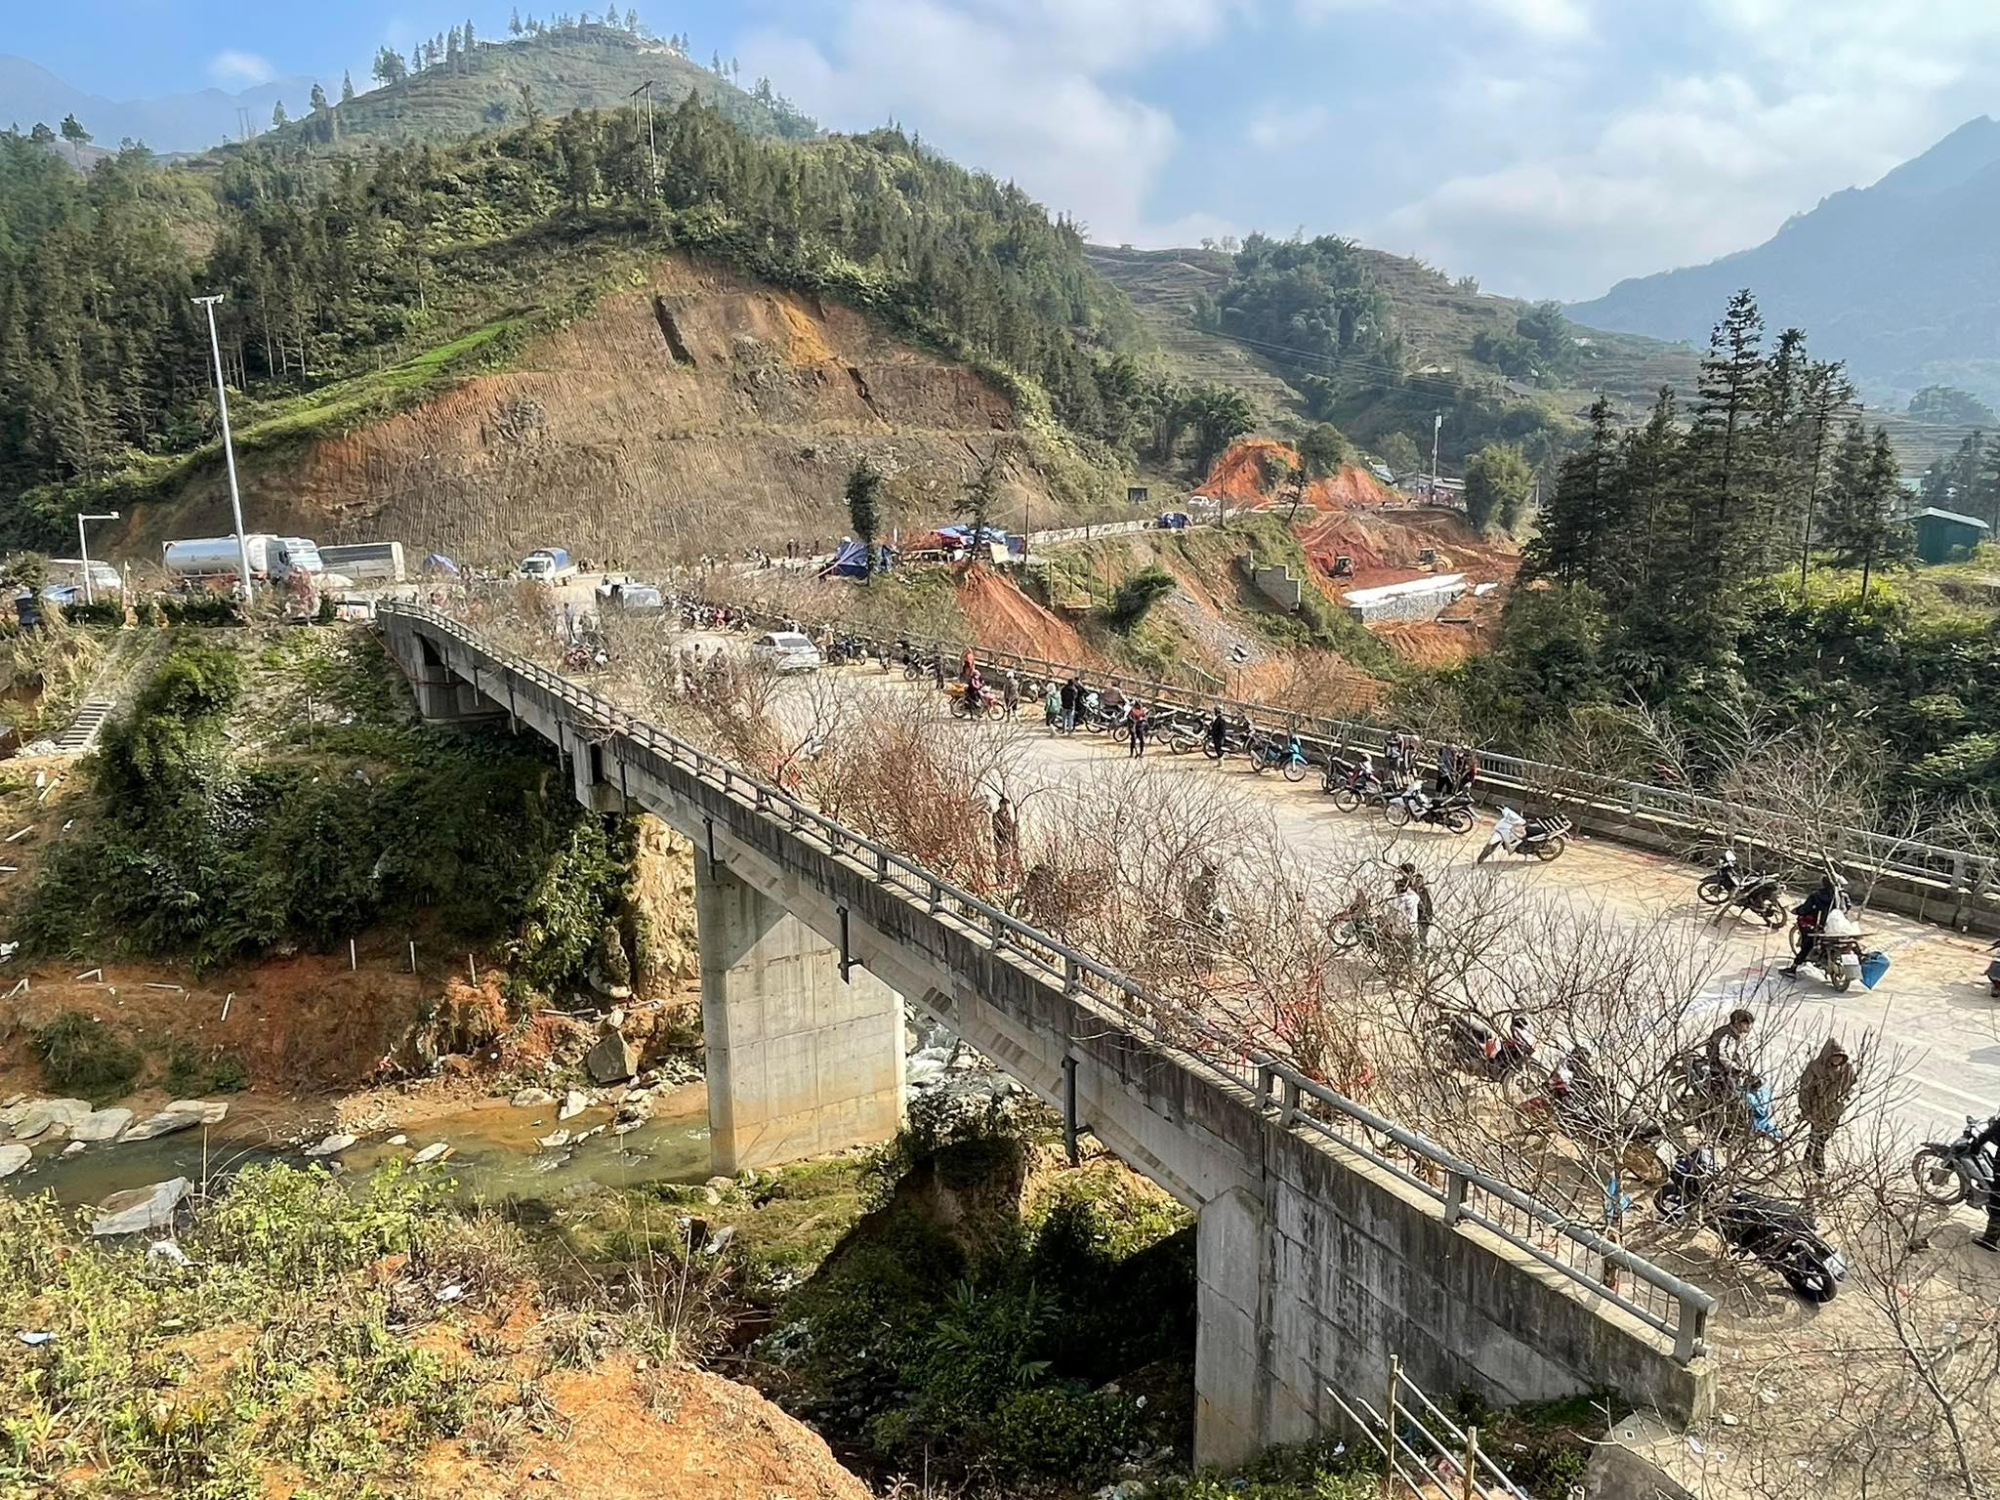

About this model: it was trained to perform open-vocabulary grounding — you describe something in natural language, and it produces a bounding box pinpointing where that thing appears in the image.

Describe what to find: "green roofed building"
[1910,507,1992,565]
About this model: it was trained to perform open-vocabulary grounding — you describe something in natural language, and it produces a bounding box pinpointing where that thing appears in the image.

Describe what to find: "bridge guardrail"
[384,601,1714,1362]
[704,604,1994,920]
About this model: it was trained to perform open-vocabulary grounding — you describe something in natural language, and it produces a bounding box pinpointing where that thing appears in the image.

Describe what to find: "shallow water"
[2,1095,715,1210]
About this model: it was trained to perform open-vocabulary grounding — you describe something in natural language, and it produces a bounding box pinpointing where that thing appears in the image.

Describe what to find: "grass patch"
[162,1038,248,1097]
[29,1010,142,1099]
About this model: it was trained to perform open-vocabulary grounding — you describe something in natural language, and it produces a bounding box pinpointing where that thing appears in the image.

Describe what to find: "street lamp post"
[191,294,254,601]
[75,511,119,605]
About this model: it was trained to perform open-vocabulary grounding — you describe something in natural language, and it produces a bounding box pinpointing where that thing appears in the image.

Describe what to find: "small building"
[1343,572,1467,623]
[1910,507,1992,565]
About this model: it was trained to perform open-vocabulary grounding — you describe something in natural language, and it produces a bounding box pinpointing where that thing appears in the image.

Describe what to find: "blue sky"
[15,1,2000,300]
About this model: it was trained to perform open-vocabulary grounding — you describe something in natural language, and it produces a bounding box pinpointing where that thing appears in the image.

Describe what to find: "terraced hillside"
[1090,243,1701,428]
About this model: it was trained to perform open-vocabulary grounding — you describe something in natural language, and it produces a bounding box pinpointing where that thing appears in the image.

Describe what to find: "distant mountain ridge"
[0,53,312,153]
[1569,117,2000,407]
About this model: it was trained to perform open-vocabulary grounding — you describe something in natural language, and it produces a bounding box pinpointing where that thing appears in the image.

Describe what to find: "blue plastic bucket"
[1859,950,1891,990]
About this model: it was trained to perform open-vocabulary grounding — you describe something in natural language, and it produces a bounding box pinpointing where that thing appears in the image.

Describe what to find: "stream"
[1,1094,716,1211]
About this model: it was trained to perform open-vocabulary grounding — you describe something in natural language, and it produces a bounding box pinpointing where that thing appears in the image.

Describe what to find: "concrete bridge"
[378,603,1715,1468]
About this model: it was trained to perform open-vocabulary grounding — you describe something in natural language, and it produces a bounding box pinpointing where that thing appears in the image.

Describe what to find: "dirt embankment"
[109,256,1067,572]
[1196,440,1401,513]
[957,564,1096,663]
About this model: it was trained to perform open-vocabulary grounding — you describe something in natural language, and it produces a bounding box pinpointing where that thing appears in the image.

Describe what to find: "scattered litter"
[0,944,17,963]
[1720,1414,1739,1428]
[32,772,45,790]
[4,827,30,843]
[16,1331,52,1346]
[701,1225,736,1256]
[146,1241,191,1268]
[219,992,232,1022]
[435,1284,465,1304]
[1687,1437,1706,1457]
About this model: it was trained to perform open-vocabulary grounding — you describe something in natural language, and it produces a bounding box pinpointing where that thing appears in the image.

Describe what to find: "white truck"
[47,558,124,596]
[519,547,576,582]
[163,533,326,583]
[317,541,407,584]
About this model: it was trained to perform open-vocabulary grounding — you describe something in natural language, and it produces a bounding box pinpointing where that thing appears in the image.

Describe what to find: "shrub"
[30,1009,142,1095]
[158,592,242,626]
[60,598,122,626]
[164,1038,248,1096]
[1104,565,1177,631]
[986,1385,1134,1480]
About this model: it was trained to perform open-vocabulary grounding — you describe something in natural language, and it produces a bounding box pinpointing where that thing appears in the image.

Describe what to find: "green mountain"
[1570,117,2000,412]
[270,22,814,153]
[1088,242,1699,474]
[0,94,1152,549]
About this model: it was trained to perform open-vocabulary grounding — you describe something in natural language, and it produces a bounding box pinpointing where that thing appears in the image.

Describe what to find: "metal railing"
[713,602,1997,915]
[382,601,1715,1360]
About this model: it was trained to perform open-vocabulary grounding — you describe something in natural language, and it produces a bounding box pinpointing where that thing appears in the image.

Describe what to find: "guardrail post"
[1443,1171,1468,1226]
[1280,1076,1300,1128]
[1062,955,1080,995]
[928,879,943,915]
[875,848,890,883]
[1256,1062,1276,1105]
[990,913,1006,951]
[1674,1297,1705,1363]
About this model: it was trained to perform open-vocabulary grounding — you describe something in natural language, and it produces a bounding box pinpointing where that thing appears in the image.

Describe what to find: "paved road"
[642,634,2000,1141]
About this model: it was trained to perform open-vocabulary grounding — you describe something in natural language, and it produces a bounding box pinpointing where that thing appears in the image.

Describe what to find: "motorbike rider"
[961,671,985,715]
[1960,1113,2000,1250]
[1782,873,1849,976]
[1703,1007,1758,1094]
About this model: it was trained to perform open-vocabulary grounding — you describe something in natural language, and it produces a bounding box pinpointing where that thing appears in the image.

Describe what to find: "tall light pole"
[192,294,254,600]
[75,511,119,605]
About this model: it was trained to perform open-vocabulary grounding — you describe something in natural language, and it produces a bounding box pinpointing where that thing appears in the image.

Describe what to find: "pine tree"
[1826,426,1912,598]
[845,459,882,572]
[58,113,90,166]
[464,18,477,55]
[626,7,639,32]
[1793,359,1853,588]
[1525,396,1615,588]
[309,82,328,112]
[510,6,524,35]
[340,70,356,103]
[271,101,289,129]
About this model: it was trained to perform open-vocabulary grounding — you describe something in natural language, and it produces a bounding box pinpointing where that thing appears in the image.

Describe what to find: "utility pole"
[629,79,656,191]
[192,295,255,601]
[76,511,119,605]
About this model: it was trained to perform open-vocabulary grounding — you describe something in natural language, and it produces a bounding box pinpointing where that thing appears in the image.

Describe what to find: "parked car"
[754,630,822,673]
[596,581,665,611]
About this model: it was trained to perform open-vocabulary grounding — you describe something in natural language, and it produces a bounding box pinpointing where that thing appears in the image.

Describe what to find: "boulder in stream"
[303,1132,358,1158]
[11,1098,92,1142]
[120,1101,228,1144]
[68,1108,133,1143]
[92,1177,191,1236]
[509,1087,556,1108]
[411,1142,452,1165]
[0,1144,30,1178]
[557,1089,589,1121]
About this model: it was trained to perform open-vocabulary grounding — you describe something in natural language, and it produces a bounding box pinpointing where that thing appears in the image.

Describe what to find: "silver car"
[754,630,823,673]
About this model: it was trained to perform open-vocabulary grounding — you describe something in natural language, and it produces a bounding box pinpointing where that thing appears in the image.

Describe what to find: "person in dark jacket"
[1208,707,1228,757]
[1796,1037,1857,1175]
[1059,677,1079,734]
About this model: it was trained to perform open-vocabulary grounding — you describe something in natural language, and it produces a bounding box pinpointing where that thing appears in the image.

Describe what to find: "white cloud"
[1247,103,1329,149]
[1371,5,2000,298]
[739,0,1227,245]
[1472,0,1591,40]
[208,50,276,88]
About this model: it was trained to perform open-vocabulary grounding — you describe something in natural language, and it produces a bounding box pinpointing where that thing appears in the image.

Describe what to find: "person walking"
[1003,669,1020,714]
[1128,701,1148,759]
[1435,741,1457,796]
[1454,744,1480,796]
[1397,861,1433,948]
[1796,1037,1857,1176]
[1043,680,1062,730]
[1060,677,1080,735]
[1208,707,1228,758]
[991,795,1021,884]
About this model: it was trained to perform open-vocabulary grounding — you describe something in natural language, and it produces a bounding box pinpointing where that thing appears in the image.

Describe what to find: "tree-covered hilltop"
[269,16,817,154]
[0,96,1187,543]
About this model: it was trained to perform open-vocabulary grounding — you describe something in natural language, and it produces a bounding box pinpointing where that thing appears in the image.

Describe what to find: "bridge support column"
[695,857,904,1175]
[1195,1186,1278,1471]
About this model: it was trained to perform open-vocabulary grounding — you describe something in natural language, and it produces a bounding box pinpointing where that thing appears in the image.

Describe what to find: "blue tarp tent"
[822,538,870,578]
[421,552,461,575]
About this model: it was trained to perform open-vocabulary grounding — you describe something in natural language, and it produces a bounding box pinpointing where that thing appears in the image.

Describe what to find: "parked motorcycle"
[1911,1115,1998,1211]
[1655,1146,1846,1302]
[1247,729,1310,782]
[1695,850,1786,929]
[1383,785,1475,834]
[1325,758,1394,811]
[1520,1051,1667,1163]
[1986,941,2000,1001]
[1435,1009,1539,1086]
[1201,716,1254,760]
[1477,806,1572,863]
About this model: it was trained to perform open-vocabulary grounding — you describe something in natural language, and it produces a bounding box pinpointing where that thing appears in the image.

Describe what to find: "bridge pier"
[694,856,904,1175]
[405,633,507,726]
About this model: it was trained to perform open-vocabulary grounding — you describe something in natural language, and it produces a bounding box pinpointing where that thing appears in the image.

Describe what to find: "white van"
[754,630,822,673]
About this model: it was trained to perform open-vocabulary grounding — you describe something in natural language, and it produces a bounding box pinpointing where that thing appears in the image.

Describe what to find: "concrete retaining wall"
[1252,564,1303,611]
